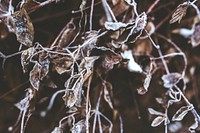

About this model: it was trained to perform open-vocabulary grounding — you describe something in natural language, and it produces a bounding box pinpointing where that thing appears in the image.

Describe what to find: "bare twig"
[146,0,160,14]
[102,0,117,22]
[86,70,93,133]
[90,0,95,31]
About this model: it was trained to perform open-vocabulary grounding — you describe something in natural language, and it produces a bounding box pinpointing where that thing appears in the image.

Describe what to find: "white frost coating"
[172,28,194,38]
[168,122,182,133]
[121,50,143,73]
[104,21,127,31]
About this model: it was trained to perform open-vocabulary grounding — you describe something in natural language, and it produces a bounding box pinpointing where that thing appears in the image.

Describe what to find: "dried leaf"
[6,8,34,47]
[15,88,34,111]
[80,56,99,69]
[73,83,83,107]
[151,116,165,127]
[100,1,129,25]
[148,108,165,116]
[170,2,189,24]
[15,97,30,111]
[172,105,193,121]
[21,47,34,73]
[101,53,121,73]
[71,120,86,133]
[58,19,77,48]
[52,56,73,74]
[80,30,98,58]
[124,12,147,43]
[63,90,77,108]
[63,76,84,108]
[80,56,99,81]
[51,127,63,133]
[39,58,50,80]
[104,21,127,31]
[161,72,182,88]
[29,63,40,90]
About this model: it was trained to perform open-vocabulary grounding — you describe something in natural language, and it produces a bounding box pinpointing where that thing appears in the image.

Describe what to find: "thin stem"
[90,0,95,31]
[156,33,187,77]
[92,88,103,133]
[72,1,102,14]
[98,113,103,133]
[29,0,56,13]
[146,30,200,124]
[20,110,26,133]
[146,0,160,14]
[58,113,79,127]
[0,81,28,100]
[47,89,65,111]
[189,1,200,20]
[119,114,123,133]
[86,71,93,133]
[98,112,113,133]
[152,52,184,60]
[50,21,70,48]
[155,13,172,30]
[102,0,117,22]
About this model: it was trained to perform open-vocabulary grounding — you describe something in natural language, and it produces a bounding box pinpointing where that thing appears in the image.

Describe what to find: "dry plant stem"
[89,0,95,31]
[23,113,32,133]
[98,111,113,133]
[46,89,65,111]
[102,0,117,22]
[155,13,172,30]
[156,34,187,76]
[9,111,23,132]
[146,31,200,130]
[68,11,84,47]
[20,110,26,133]
[152,52,184,60]
[156,33,200,122]
[151,2,173,14]
[119,114,123,133]
[92,89,103,133]
[0,81,28,100]
[98,113,103,133]
[29,0,56,13]
[146,0,160,14]
[50,22,69,48]
[0,50,26,68]
[86,71,93,133]
[146,31,170,132]
[92,109,112,132]
[189,1,200,20]
[58,113,79,128]
[72,1,102,14]
[132,1,139,16]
